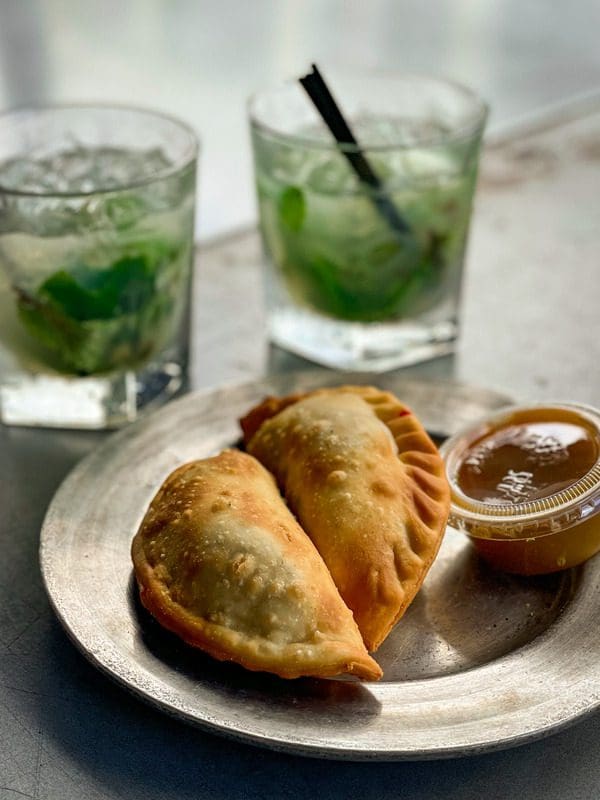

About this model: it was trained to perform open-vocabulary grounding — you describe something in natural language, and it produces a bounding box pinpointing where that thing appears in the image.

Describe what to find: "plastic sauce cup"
[440,403,600,575]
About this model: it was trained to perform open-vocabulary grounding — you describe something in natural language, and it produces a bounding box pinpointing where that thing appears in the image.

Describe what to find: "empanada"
[241,386,450,651]
[131,449,381,680]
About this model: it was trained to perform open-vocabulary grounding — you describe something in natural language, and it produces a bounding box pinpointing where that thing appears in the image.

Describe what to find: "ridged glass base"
[269,305,458,372]
[0,352,185,429]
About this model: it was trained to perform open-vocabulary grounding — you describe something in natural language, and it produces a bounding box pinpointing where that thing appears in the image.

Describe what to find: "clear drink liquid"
[0,146,195,426]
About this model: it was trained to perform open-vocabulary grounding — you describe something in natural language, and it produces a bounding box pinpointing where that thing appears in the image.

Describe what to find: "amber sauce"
[457,420,598,505]
[452,407,600,575]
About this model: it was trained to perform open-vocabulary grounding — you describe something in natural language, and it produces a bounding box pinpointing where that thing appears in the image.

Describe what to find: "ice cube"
[0,146,173,196]
[305,151,357,194]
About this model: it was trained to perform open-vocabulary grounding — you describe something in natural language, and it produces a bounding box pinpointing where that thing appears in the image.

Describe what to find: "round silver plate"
[40,372,600,760]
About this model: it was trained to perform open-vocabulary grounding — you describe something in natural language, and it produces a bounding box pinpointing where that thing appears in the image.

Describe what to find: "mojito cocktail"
[250,74,487,370]
[0,107,197,427]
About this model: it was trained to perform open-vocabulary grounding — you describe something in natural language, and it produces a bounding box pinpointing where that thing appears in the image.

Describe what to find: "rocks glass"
[249,73,487,371]
[0,105,198,427]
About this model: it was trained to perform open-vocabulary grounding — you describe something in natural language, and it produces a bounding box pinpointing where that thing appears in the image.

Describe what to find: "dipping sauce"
[441,404,600,575]
[457,420,598,505]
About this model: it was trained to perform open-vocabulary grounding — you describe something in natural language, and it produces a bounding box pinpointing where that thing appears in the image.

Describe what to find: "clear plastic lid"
[440,403,600,541]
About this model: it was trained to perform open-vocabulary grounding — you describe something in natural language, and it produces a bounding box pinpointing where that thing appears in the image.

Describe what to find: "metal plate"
[40,372,600,760]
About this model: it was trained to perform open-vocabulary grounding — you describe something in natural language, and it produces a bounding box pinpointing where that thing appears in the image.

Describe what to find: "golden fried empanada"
[131,449,381,680]
[241,386,450,651]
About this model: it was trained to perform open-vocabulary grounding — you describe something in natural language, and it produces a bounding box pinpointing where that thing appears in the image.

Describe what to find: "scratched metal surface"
[2,106,600,796]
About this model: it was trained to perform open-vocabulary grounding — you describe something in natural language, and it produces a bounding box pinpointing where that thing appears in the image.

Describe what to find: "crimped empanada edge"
[240,385,451,653]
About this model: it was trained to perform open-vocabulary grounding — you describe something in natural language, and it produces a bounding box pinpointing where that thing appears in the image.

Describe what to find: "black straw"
[299,64,410,236]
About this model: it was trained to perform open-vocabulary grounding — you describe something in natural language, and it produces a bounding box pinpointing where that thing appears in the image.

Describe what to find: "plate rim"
[39,372,600,760]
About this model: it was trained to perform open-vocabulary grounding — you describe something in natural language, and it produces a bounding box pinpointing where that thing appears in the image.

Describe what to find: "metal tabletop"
[1,101,600,799]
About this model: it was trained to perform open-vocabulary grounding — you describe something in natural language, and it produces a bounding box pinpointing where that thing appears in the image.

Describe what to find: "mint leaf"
[15,235,182,374]
[40,270,117,320]
[17,287,86,355]
[278,186,305,233]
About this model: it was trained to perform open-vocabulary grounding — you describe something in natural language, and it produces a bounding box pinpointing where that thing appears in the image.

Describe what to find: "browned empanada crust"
[132,449,381,680]
[241,386,450,651]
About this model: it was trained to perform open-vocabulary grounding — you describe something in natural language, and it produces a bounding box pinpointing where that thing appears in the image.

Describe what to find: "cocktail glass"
[249,73,488,371]
[0,105,198,427]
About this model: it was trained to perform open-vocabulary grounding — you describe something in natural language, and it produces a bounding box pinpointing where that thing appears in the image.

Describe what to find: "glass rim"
[248,70,489,153]
[0,103,200,198]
